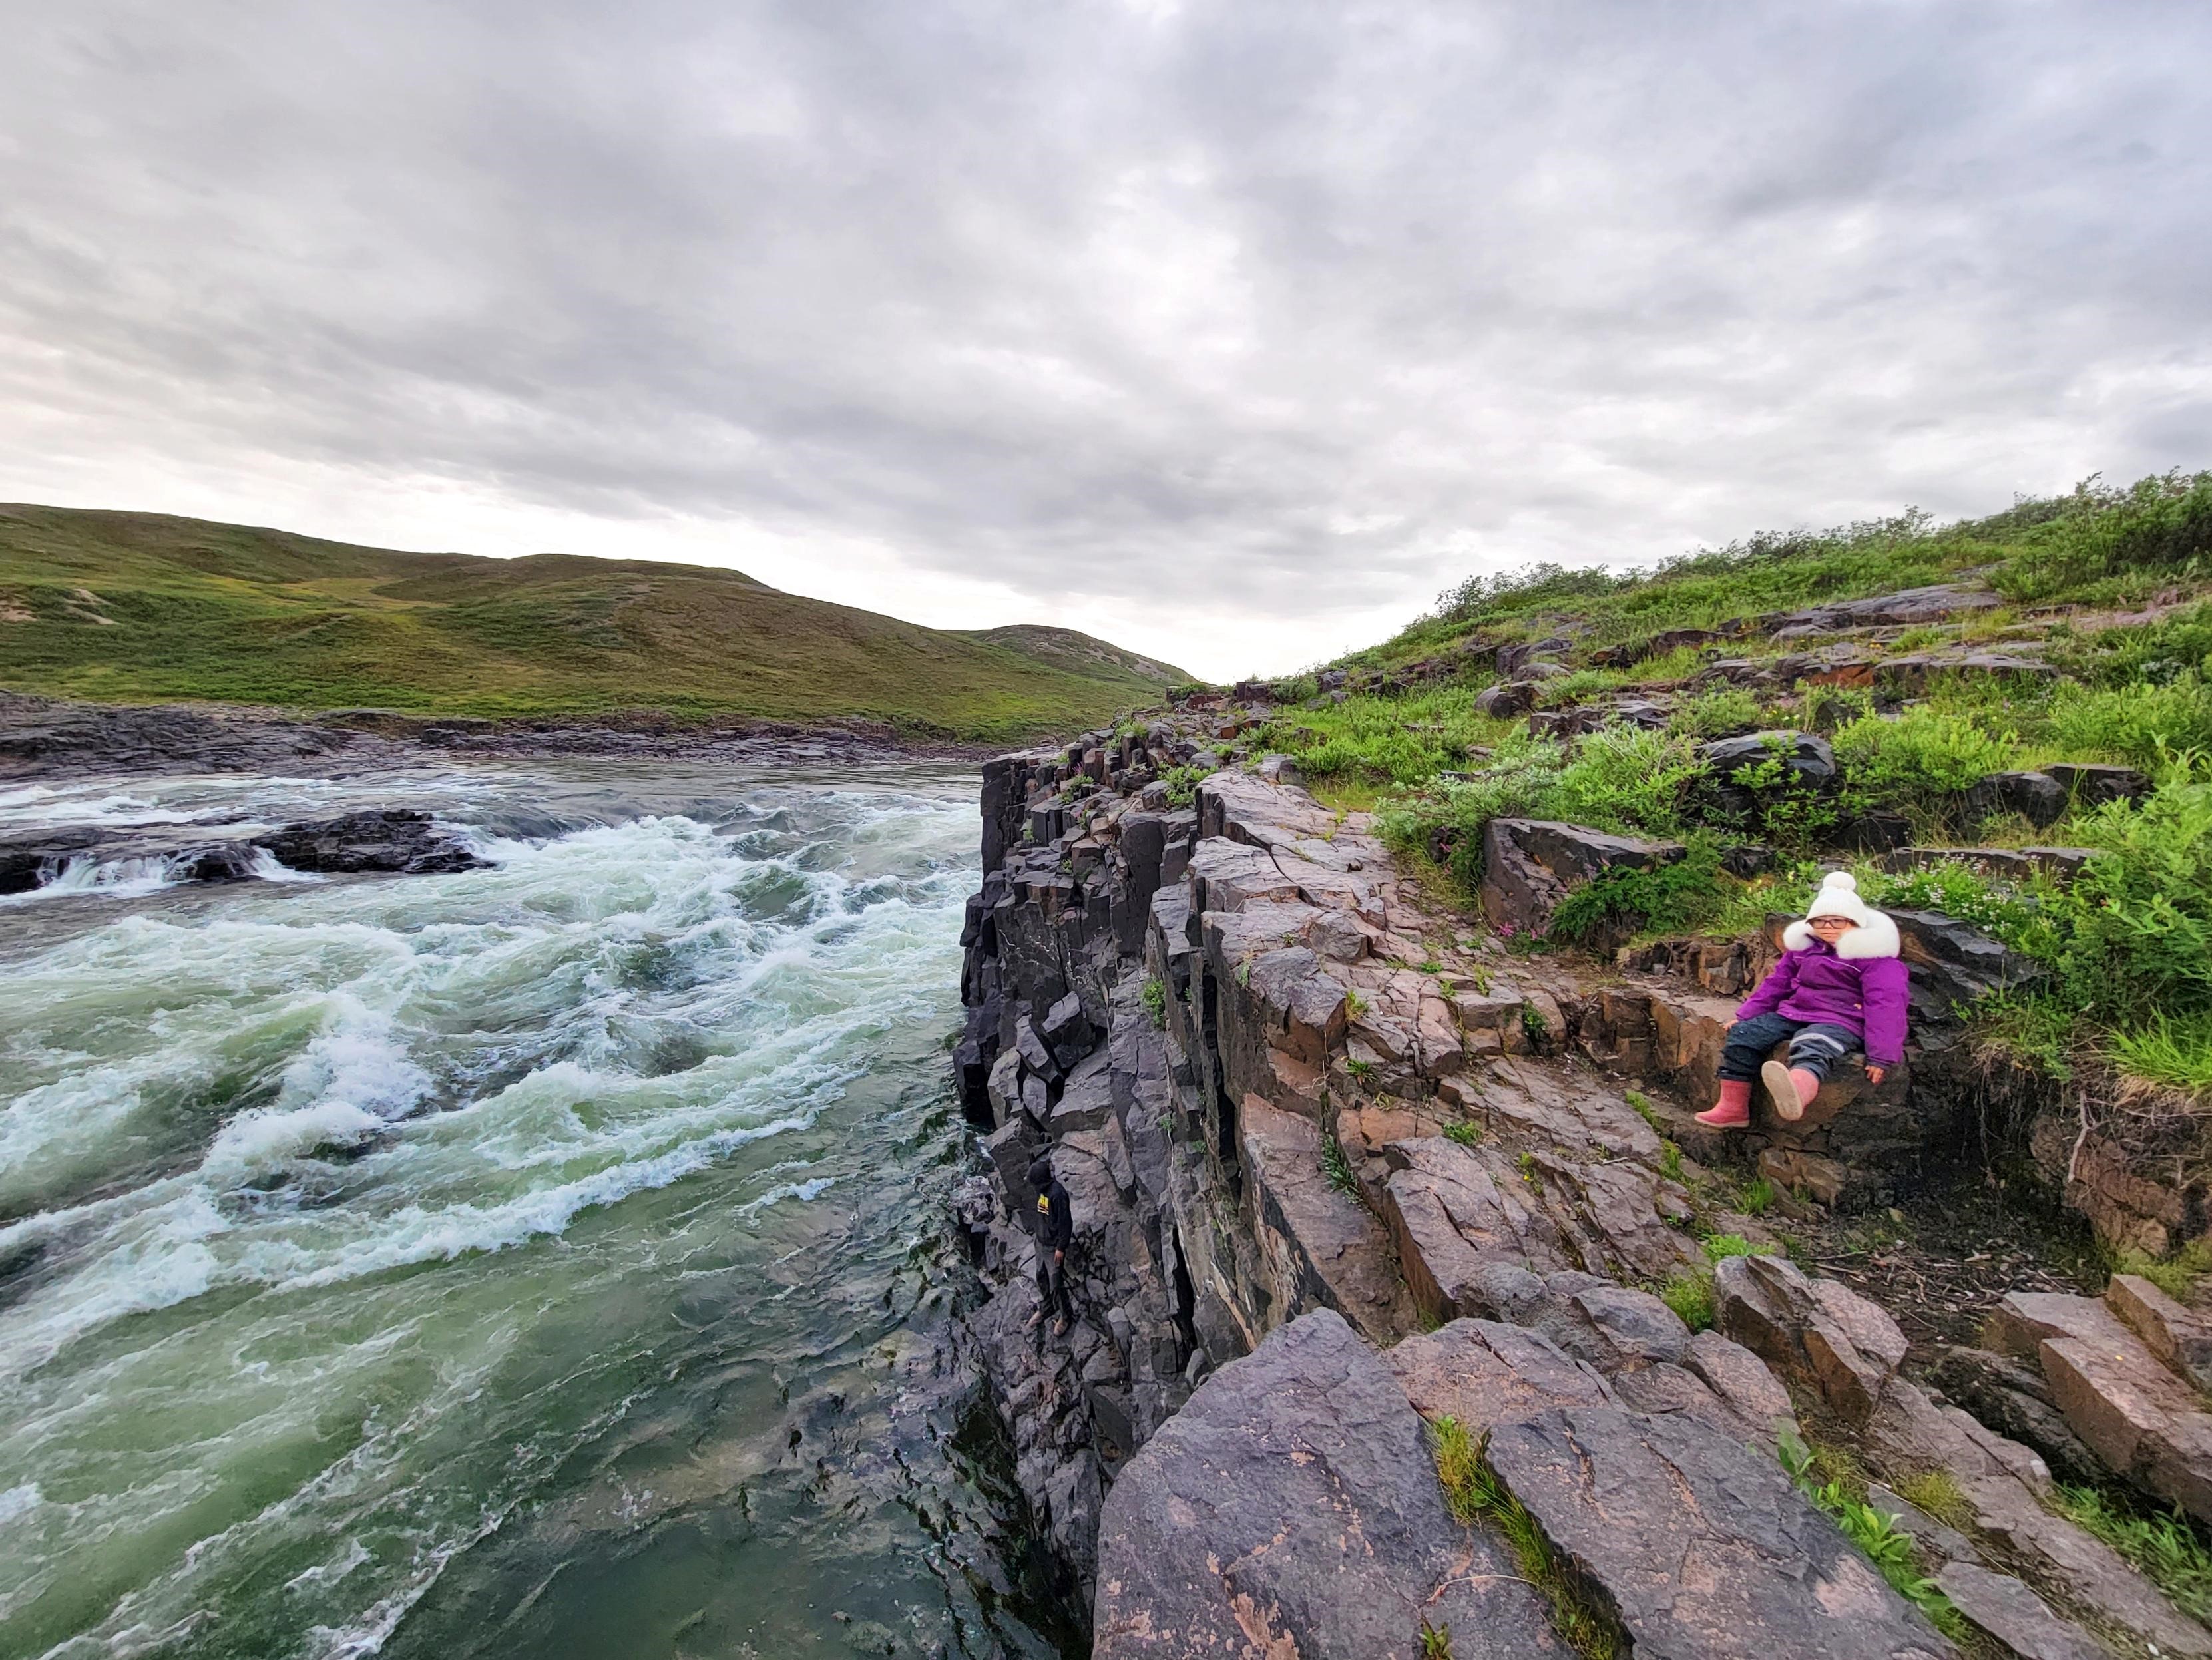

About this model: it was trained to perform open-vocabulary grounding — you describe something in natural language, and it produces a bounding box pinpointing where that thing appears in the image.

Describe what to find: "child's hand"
[1864,1064,1886,1085]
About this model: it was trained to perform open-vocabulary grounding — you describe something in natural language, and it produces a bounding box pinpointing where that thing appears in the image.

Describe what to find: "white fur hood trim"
[1783,909,1901,960]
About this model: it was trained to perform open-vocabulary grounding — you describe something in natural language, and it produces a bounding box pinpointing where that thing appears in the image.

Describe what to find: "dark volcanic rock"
[1480,818,1686,940]
[1092,1309,1555,1660]
[252,811,483,875]
[1488,1405,1951,1659]
[1703,730,1839,792]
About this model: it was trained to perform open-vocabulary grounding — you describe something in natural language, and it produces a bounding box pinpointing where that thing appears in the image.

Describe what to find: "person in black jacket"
[1026,1157,1074,1336]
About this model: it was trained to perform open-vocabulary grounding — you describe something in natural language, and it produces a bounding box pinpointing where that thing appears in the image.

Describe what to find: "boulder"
[1877,652,2058,698]
[1928,1344,2105,1488]
[1888,908,2048,1006]
[252,809,486,875]
[2046,763,2150,807]
[1474,680,1539,719]
[1703,730,1839,792]
[1770,584,2002,632]
[1092,1310,1556,1660]
[1487,1405,1952,1660]
[1479,817,1686,939]
[2107,1272,2212,1394]
[1380,1137,1574,1323]
[1965,771,2069,829]
[1985,1290,2212,1522]
[1715,1252,1908,1425]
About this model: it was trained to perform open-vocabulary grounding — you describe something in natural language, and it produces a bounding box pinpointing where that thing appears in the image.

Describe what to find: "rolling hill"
[0,505,1190,742]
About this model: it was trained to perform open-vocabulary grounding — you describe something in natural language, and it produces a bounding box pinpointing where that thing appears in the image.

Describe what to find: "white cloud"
[0,0,2206,683]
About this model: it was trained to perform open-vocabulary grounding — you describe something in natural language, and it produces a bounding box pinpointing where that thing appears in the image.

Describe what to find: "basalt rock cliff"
[951,705,2212,1660]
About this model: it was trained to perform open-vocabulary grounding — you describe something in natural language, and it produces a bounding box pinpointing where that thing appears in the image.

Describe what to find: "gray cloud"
[1,0,2207,676]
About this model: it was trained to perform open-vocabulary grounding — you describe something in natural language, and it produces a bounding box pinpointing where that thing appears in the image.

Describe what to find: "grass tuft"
[1428,1418,1626,1660]
[1658,1270,1716,1332]
[1779,1430,1969,1639]
[2054,1483,2212,1625]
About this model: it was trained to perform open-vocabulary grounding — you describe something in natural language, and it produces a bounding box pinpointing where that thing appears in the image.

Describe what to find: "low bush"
[2057,783,2212,1024]
[1668,686,1761,739]
[1548,841,1727,944]
[1997,470,2212,603]
[1863,861,2062,961]
[1833,706,2016,831]
[1778,1429,1968,1639]
[2048,671,2212,775]
[2050,600,2212,688]
[1658,1270,1715,1331]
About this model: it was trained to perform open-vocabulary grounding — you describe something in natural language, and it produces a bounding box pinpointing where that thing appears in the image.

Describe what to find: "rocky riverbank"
[950,703,2212,1659]
[0,690,982,783]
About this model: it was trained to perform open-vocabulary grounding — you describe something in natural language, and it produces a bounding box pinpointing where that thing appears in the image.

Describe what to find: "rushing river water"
[0,761,1069,1660]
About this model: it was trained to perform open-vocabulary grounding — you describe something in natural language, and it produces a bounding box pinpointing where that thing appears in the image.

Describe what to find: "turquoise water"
[0,763,1064,1660]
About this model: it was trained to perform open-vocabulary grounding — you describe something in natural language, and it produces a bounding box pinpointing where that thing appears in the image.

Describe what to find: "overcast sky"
[1,2,2206,680]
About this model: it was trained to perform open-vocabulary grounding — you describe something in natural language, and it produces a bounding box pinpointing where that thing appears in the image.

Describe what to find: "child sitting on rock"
[1697,871,1908,1128]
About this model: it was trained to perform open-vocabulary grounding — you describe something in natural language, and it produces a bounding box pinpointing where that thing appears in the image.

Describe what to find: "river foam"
[0,761,1055,1660]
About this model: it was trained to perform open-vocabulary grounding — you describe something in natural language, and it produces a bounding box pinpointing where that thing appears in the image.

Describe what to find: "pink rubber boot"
[1695,1078,1753,1128]
[1763,1061,1821,1122]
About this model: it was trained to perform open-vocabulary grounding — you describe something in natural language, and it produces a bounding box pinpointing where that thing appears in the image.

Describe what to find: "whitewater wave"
[0,765,983,1659]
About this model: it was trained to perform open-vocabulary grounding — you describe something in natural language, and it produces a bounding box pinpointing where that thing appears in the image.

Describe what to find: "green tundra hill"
[1216,469,2212,1115]
[0,505,1189,743]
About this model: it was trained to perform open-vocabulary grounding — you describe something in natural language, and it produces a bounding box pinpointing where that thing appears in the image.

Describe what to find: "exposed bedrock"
[952,722,2212,1658]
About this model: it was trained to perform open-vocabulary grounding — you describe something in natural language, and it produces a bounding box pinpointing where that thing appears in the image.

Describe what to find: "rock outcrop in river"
[953,708,2212,1659]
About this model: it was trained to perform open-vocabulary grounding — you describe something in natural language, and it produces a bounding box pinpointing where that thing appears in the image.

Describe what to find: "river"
[0,760,1070,1660]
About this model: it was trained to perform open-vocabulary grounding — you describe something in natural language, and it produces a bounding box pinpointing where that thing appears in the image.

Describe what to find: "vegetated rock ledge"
[950,708,2212,1659]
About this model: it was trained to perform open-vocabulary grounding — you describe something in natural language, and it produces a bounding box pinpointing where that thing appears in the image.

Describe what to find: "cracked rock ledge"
[949,717,2212,1660]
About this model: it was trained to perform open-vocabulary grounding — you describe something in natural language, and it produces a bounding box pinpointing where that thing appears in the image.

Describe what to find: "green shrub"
[1778,1429,1968,1639]
[1702,1233,1776,1263]
[1863,861,2062,962]
[1658,1270,1715,1331]
[1739,1176,1776,1217]
[1997,470,2212,602]
[2107,1239,2212,1301]
[2052,600,2212,688]
[1833,706,2015,829]
[1546,727,1709,837]
[1444,1118,1484,1147]
[1159,764,1208,807]
[2048,671,2212,775]
[2056,783,2212,1022]
[1549,842,1727,945]
[1804,684,1877,735]
[1140,976,1168,1030]
[1669,686,1761,739]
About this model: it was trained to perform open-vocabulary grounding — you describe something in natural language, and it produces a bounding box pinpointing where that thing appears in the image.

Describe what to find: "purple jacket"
[1736,916,1910,1065]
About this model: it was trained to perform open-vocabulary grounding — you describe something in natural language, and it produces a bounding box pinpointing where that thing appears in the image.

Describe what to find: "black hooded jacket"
[1030,1175,1074,1252]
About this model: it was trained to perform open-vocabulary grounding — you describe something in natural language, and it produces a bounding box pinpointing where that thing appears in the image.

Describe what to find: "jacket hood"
[1783,892,1902,961]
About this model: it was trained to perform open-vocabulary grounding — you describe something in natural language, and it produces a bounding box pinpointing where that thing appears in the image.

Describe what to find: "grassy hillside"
[0,505,1189,743]
[1208,469,2212,1107]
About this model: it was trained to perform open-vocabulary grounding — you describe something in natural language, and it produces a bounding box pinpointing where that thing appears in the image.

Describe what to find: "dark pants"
[1719,1012,1861,1084]
[1035,1247,1074,1322]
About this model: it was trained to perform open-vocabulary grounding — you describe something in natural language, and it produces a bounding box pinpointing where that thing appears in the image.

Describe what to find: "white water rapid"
[0,761,1067,1660]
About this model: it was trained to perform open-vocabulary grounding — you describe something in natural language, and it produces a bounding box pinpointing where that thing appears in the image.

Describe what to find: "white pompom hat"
[1804,870,1877,927]
[1783,871,1901,960]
